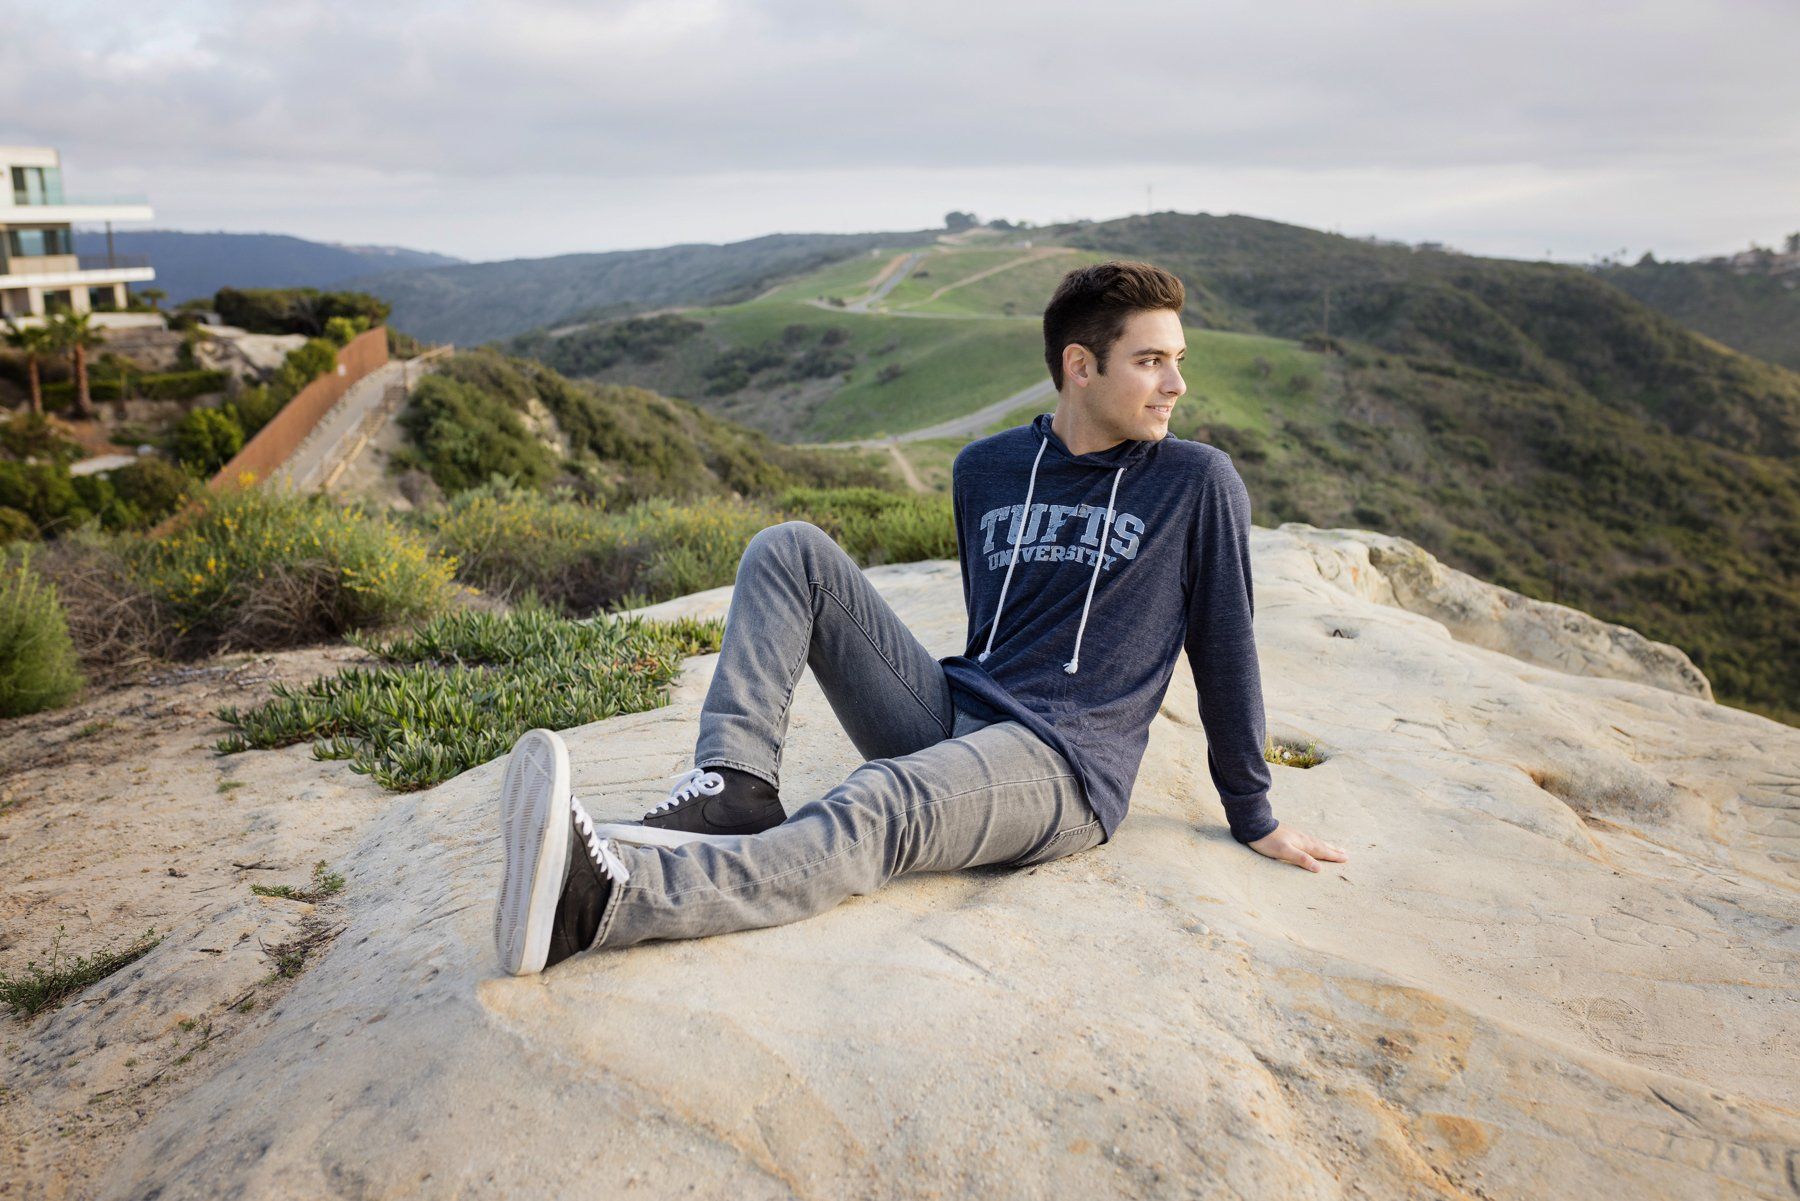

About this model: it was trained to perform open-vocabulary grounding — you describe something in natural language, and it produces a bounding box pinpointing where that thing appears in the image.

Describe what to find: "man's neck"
[1051,402,1127,457]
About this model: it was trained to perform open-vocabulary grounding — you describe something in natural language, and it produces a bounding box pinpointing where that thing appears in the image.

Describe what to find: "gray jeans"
[592,521,1102,950]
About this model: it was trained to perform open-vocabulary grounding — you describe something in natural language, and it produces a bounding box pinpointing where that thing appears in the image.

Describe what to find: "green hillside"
[1598,258,1800,371]
[395,348,891,503]
[512,301,1050,441]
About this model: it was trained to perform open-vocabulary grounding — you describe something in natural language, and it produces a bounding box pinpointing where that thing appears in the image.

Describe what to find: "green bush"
[108,458,196,528]
[41,368,226,406]
[0,553,84,717]
[0,460,83,533]
[172,407,245,476]
[323,315,370,347]
[424,485,633,611]
[398,373,559,494]
[420,482,954,615]
[214,287,389,337]
[781,487,957,564]
[1,412,82,465]
[0,506,34,544]
[132,487,458,655]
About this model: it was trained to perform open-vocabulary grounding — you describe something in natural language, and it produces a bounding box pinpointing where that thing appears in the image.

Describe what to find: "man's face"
[1069,308,1187,443]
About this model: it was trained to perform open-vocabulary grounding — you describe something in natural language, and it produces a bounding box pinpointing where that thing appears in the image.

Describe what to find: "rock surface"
[81,524,1800,1198]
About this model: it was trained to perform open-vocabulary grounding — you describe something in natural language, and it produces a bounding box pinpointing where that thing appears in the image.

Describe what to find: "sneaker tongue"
[549,814,609,961]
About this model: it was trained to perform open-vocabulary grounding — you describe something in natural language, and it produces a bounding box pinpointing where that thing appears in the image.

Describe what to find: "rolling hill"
[1597,257,1800,371]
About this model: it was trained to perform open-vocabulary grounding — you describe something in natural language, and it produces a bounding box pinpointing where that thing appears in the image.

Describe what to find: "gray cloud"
[2,0,1793,261]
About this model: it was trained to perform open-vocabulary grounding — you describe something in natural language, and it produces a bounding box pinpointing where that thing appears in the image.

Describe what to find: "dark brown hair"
[1042,260,1186,390]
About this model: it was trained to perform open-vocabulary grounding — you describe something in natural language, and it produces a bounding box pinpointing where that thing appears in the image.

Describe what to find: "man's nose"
[1164,366,1186,397]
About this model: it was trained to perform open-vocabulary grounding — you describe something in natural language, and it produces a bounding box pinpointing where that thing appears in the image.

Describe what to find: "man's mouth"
[1147,403,1172,417]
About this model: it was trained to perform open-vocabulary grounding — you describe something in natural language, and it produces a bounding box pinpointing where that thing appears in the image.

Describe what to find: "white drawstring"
[570,798,631,884]
[978,437,1049,663]
[1064,466,1124,675]
[976,435,1127,676]
[646,767,724,816]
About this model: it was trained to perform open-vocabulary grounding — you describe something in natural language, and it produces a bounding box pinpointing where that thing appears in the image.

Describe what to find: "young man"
[494,259,1348,977]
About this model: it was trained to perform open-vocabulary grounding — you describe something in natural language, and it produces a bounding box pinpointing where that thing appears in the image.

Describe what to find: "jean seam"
[656,770,1077,901]
[696,757,777,790]
[810,576,954,742]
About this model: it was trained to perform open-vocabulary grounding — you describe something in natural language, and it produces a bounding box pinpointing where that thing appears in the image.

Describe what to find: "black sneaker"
[587,765,784,849]
[494,729,630,976]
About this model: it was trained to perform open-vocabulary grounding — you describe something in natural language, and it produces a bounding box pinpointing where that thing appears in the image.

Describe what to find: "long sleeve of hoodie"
[1183,458,1277,844]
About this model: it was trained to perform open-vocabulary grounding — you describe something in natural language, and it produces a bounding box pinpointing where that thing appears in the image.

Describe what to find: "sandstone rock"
[85,528,1800,1199]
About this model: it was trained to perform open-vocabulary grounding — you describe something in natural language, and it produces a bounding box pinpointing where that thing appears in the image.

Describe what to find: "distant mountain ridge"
[70,230,462,305]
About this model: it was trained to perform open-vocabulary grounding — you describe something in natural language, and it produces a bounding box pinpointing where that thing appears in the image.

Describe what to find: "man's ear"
[1062,343,1093,389]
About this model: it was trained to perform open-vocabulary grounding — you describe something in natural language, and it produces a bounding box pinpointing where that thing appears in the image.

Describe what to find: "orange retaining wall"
[208,326,389,490]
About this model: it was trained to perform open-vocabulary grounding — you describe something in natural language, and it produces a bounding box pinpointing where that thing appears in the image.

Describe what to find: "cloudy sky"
[3,0,1794,265]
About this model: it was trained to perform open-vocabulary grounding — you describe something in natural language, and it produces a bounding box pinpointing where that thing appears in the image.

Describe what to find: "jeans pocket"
[1011,819,1103,869]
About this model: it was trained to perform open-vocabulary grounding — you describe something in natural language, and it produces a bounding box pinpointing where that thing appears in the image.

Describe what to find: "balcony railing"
[77,253,151,270]
[0,253,152,276]
[10,192,150,207]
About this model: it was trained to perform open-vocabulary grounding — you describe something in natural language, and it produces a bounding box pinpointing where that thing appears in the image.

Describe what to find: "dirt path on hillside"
[804,377,1056,450]
[896,246,1079,309]
[886,442,926,491]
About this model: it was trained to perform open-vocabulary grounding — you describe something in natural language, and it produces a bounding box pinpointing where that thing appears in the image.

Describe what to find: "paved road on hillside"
[805,376,1056,450]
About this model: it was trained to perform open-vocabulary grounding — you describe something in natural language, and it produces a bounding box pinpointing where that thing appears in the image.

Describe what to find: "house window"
[10,166,64,205]
[5,228,73,257]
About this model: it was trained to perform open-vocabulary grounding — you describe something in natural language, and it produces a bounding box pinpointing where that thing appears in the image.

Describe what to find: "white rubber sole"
[494,728,571,977]
[585,820,744,850]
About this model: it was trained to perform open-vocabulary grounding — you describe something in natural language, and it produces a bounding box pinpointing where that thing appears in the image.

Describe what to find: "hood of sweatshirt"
[1029,412,1159,469]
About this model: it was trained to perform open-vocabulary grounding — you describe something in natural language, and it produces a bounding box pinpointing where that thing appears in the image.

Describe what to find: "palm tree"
[47,311,103,420]
[136,287,166,312]
[3,318,55,415]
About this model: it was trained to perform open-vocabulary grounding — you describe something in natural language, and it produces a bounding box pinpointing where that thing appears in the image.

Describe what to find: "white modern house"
[0,145,155,323]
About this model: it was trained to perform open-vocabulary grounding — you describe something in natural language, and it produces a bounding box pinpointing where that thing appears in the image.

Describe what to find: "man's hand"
[1247,824,1349,872]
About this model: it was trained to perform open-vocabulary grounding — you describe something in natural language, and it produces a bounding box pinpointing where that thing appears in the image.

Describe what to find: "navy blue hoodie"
[941,412,1277,844]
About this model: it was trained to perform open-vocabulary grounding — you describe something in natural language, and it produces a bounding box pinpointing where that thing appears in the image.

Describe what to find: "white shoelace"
[645,767,725,816]
[570,797,631,884]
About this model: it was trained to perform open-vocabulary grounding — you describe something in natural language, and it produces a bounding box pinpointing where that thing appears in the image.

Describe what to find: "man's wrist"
[1231,815,1279,845]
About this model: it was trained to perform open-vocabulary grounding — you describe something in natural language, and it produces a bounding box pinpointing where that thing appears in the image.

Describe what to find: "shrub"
[1,412,82,465]
[214,287,389,337]
[0,505,34,544]
[398,373,558,494]
[0,460,84,533]
[323,315,371,347]
[780,487,957,564]
[41,368,226,406]
[108,457,196,528]
[21,530,169,681]
[0,553,84,717]
[172,407,245,476]
[425,485,633,611]
[132,487,458,655]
